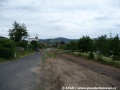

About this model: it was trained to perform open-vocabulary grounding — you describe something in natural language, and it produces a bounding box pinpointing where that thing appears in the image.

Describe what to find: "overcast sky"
[0,0,120,39]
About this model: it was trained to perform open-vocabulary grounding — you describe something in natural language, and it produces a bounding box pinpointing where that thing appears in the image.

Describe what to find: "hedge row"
[0,38,15,59]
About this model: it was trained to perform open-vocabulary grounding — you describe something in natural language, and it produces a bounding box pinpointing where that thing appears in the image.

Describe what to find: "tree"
[69,41,77,52]
[30,40,38,50]
[62,43,70,50]
[96,35,108,59]
[0,38,15,59]
[77,36,92,54]
[17,40,28,50]
[38,43,44,49]
[9,21,28,44]
[110,35,120,62]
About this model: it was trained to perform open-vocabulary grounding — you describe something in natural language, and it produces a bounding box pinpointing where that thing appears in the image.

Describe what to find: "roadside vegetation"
[42,49,56,63]
[0,50,34,63]
[58,35,120,68]
[0,21,44,63]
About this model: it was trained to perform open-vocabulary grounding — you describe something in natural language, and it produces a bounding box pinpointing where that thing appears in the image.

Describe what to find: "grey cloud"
[95,16,110,21]
[0,0,120,39]
[48,20,61,23]
[114,24,120,27]
[107,0,120,8]
[0,0,7,3]
[0,0,8,7]
[16,6,37,12]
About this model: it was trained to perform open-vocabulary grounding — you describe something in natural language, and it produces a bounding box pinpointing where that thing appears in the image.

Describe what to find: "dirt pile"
[40,55,120,90]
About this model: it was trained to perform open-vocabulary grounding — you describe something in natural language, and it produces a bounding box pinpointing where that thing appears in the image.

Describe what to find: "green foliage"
[16,50,34,58]
[59,41,77,52]
[0,38,15,59]
[17,40,28,49]
[57,34,120,68]
[69,41,77,52]
[8,21,28,44]
[38,43,44,49]
[95,34,120,62]
[96,35,108,59]
[30,40,38,50]
[88,52,94,59]
[30,41,43,50]
[58,34,120,66]
[78,36,93,54]
[110,35,120,62]
[42,50,56,63]
[61,43,70,50]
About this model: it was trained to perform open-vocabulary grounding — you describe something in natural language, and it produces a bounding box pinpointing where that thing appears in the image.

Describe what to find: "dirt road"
[41,52,120,90]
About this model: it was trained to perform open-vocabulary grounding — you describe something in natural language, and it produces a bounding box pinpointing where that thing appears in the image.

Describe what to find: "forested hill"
[39,37,78,43]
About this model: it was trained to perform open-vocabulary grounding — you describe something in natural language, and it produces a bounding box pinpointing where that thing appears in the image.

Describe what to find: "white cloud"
[0,0,120,39]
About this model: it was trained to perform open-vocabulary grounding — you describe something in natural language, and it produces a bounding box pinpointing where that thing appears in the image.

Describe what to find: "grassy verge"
[81,53,120,68]
[0,58,9,63]
[15,50,34,59]
[42,50,56,63]
[0,50,35,63]
[61,50,120,68]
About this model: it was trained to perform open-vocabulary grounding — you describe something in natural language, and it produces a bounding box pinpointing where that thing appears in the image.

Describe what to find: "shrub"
[88,52,94,59]
[0,38,15,59]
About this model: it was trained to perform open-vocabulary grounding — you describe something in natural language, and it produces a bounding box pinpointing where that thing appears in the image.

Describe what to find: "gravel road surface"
[0,53,41,90]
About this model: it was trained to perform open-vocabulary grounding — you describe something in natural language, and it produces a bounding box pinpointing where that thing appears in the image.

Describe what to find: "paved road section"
[0,53,41,90]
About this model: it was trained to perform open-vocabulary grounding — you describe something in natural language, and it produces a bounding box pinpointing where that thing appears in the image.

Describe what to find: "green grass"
[15,50,34,59]
[63,51,120,68]
[42,50,56,63]
[100,56,120,68]
[81,53,120,68]
[0,58,9,63]
[0,50,35,63]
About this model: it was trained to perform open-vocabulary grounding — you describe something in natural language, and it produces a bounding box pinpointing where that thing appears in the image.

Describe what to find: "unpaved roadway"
[41,52,120,90]
[0,53,41,90]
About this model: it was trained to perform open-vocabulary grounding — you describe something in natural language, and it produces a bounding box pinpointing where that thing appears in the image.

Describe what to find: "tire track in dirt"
[61,54,120,82]
[41,56,120,90]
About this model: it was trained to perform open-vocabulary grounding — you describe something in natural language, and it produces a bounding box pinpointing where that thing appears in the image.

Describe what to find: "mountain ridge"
[39,37,78,43]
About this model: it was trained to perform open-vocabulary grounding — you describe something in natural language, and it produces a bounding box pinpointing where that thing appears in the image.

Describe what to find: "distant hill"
[39,37,78,43]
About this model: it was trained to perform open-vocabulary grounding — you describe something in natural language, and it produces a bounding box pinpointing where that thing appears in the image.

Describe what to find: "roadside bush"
[0,38,15,59]
[88,52,94,59]
[0,48,14,59]
[17,40,27,50]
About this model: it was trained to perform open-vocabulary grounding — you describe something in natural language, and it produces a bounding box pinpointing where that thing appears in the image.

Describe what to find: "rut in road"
[41,54,120,90]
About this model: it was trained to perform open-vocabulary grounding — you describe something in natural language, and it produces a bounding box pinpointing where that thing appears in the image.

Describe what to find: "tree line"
[0,21,43,59]
[59,35,120,63]
[1,21,120,61]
